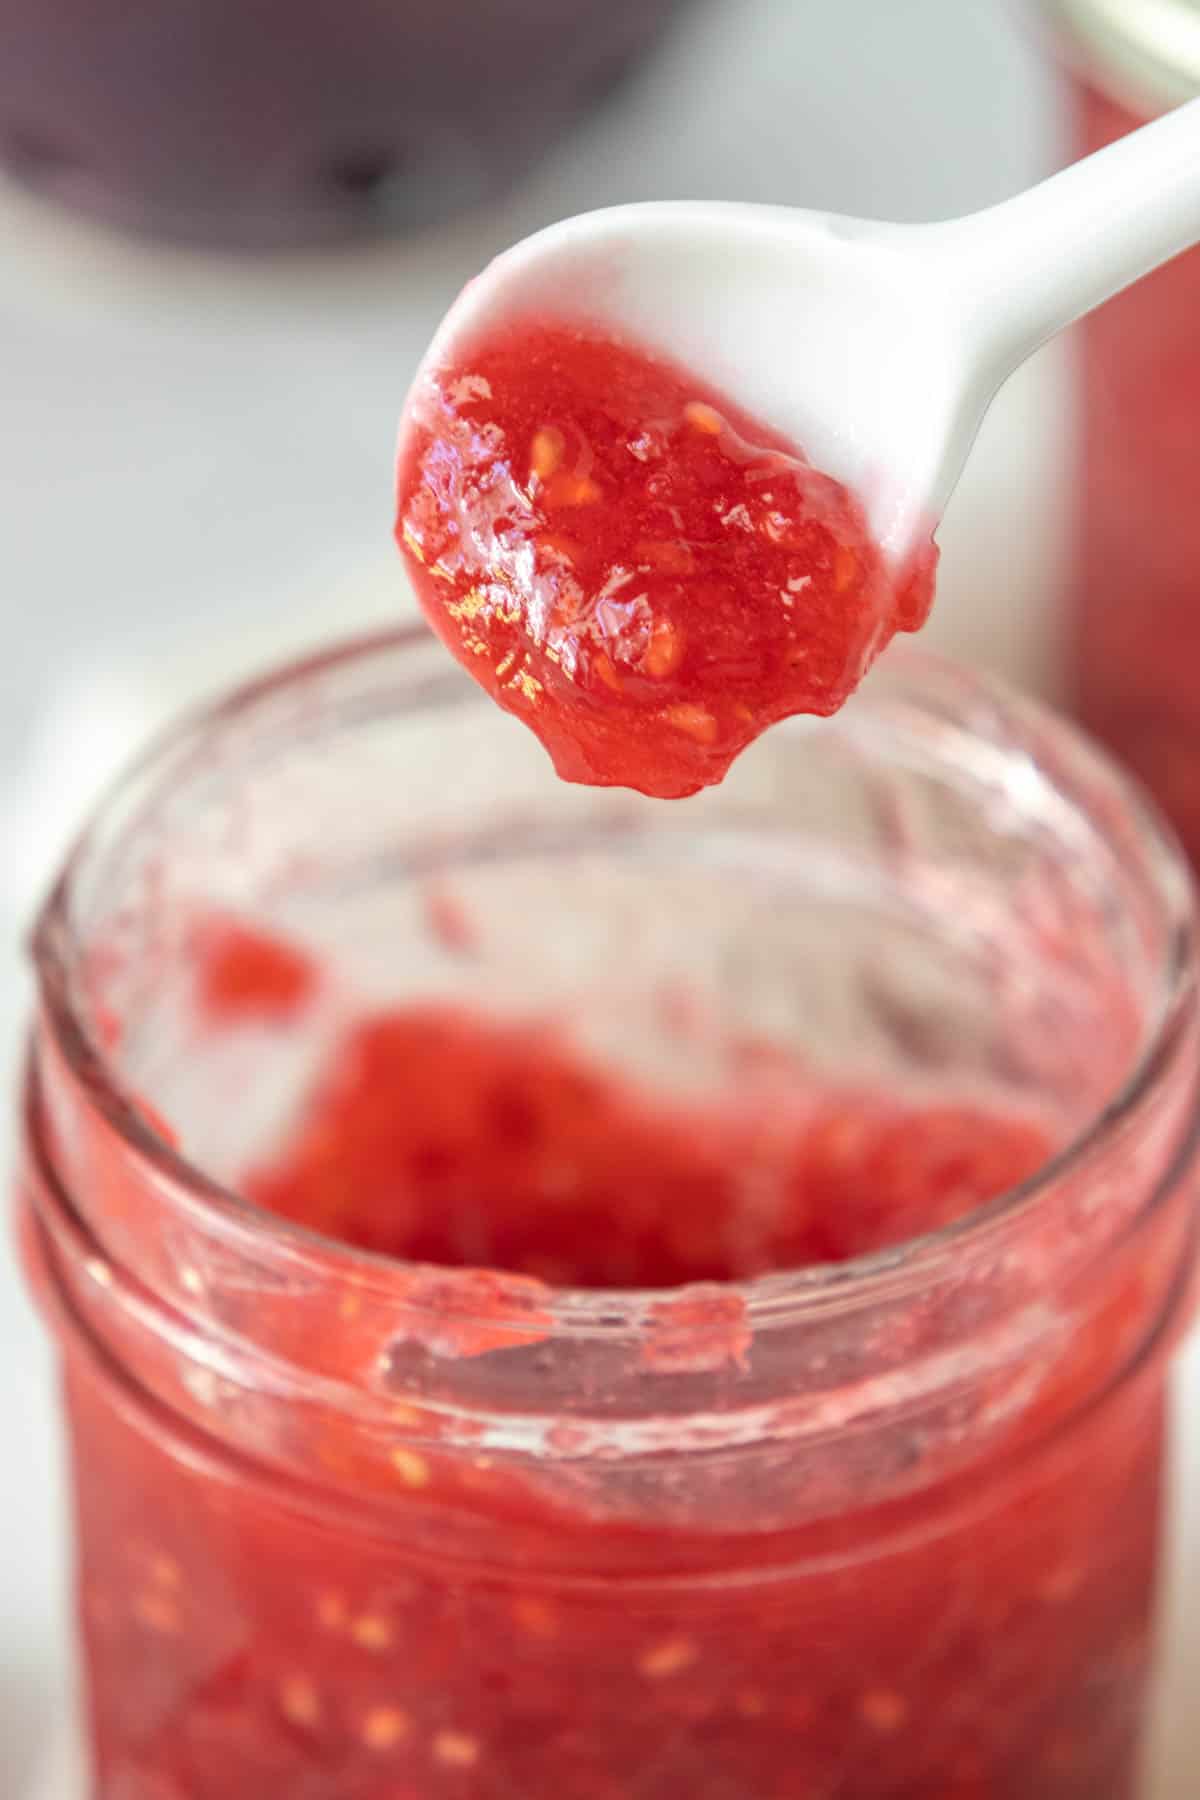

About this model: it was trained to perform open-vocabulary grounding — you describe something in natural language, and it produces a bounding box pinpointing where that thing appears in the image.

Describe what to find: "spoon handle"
[935,96,1200,373]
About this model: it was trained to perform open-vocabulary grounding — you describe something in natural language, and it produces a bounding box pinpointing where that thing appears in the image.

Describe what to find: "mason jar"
[1046,0,1200,865]
[18,632,1200,1798]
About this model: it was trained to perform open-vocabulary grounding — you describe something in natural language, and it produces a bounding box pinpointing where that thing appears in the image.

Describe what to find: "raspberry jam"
[244,985,1051,1284]
[19,638,1200,1800]
[396,321,935,798]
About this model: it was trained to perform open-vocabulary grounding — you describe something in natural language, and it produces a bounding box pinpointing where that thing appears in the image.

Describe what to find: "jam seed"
[834,544,858,592]
[637,1635,698,1680]
[549,474,601,507]
[352,1614,393,1651]
[734,1688,767,1718]
[390,1447,431,1488]
[362,1706,411,1750]
[591,650,622,693]
[134,1591,181,1635]
[664,703,719,744]
[684,401,724,435]
[641,619,685,679]
[433,1729,481,1768]
[530,427,564,482]
[279,1675,322,1729]
[859,1688,908,1732]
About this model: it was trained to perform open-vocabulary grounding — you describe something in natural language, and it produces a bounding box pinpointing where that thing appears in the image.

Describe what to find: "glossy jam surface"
[35,917,1170,1798]
[396,322,935,798]
[1071,82,1200,864]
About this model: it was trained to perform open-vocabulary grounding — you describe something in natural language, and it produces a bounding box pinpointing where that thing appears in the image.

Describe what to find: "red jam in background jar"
[396,320,936,797]
[1068,76,1200,864]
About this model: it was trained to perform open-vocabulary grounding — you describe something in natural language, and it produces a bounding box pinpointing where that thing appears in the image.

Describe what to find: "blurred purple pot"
[0,0,691,246]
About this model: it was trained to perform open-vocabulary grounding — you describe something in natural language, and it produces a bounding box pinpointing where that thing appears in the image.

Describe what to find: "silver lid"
[1048,0,1200,111]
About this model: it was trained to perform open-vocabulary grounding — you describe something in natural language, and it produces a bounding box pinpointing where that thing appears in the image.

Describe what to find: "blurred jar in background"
[0,0,690,246]
[1048,1,1200,863]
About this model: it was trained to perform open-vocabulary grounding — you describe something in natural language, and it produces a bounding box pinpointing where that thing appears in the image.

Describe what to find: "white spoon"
[404,97,1200,567]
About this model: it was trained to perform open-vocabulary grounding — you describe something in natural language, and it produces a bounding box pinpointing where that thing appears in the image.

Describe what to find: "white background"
[3,1,1196,1792]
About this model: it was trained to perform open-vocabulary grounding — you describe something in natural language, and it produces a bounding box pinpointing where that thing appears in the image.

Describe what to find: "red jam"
[192,916,318,1022]
[396,320,935,798]
[30,845,1183,1800]
[1069,80,1200,866]
[245,1000,1051,1285]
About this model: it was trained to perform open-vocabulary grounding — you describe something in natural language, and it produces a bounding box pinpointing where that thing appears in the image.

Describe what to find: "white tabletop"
[5,2,1197,1792]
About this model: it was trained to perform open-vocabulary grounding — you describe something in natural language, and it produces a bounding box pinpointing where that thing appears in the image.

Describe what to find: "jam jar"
[1047,0,1200,865]
[18,634,1200,1798]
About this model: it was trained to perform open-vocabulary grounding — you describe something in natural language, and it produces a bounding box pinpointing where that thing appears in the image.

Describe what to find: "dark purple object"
[0,0,691,247]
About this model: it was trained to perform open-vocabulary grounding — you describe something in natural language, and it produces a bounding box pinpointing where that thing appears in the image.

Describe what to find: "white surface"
[2,1,1194,1794]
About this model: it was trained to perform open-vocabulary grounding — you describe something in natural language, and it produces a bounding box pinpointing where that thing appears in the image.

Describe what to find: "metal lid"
[1048,0,1200,111]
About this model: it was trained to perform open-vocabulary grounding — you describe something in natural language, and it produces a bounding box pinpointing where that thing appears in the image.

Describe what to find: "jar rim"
[1046,0,1200,113]
[30,626,1200,1337]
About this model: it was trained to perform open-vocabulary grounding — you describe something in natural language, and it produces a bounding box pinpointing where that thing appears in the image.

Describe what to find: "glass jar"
[0,0,689,247]
[18,632,1200,1799]
[1046,1,1200,865]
